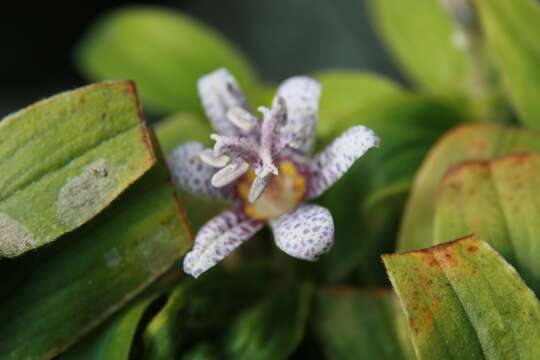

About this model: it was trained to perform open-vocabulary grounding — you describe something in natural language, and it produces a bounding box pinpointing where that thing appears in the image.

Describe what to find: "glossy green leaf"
[477,0,540,128]
[223,283,313,359]
[435,153,540,293]
[0,81,154,258]
[76,6,259,114]
[368,0,471,94]
[384,235,540,359]
[0,138,191,359]
[60,296,156,360]
[315,288,414,360]
[143,265,273,360]
[399,123,540,251]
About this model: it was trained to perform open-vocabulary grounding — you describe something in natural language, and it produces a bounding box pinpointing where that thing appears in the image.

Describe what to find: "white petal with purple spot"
[277,76,321,153]
[306,125,379,199]
[168,142,232,200]
[270,204,334,261]
[183,208,264,278]
[198,68,251,136]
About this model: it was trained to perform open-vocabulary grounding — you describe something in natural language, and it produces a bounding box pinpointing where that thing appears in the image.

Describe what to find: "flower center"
[238,161,306,221]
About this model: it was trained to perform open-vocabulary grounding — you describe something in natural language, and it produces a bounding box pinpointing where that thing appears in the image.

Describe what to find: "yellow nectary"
[238,161,306,221]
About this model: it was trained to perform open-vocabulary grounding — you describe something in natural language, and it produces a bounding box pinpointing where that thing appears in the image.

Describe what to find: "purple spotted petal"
[277,76,321,153]
[198,68,251,136]
[270,204,334,261]
[183,208,264,278]
[306,125,379,199]
[168,142,232,200]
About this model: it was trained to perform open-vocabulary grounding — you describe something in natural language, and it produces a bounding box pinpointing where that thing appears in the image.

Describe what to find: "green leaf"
[368,0,471,94]
[0,81,154,258]
[143,265,273,360]
[76,6,259,115]
[154,112,211,154]
[315,70,404,142]
[59,296,156,360]
[476,0,540,128]
[223,283,313,359]
[435,153,540,293]
[318,178,404,284]
[384,235,540,359]
[316,71,465,202]
[315,288,414,360]
[181,343,220,360]
[0,138,191,359]
[313,72,465,280]
[399,123,540,251]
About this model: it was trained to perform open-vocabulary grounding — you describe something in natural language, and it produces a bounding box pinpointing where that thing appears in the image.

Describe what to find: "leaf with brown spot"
[0,133,191,359]
[399,123,540,252]
[384,235,540,359]
[0,81,155,258]
[435,152,540,293]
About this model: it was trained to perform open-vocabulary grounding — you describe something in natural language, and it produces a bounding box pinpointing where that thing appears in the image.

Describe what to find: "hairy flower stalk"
[169,68,379,278]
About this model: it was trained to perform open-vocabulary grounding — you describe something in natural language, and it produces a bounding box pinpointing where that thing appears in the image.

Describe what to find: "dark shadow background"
[0,0,403,118]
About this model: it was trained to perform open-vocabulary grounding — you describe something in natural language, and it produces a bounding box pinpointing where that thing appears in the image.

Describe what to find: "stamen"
[259,153,279,177]
[199,149,230,168]
[248,175,271,202]
[259,98,287,144]
[227,107,257,131]
[210,134,259,161]
[211,159,250,188]
[255,96,288,180]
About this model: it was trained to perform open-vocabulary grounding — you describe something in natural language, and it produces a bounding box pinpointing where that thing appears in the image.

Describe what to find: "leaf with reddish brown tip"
[399,123,540,252]
[0,134,191,359]
[435,153,540,293]
[384,236,540,359]
[0,81,155,258]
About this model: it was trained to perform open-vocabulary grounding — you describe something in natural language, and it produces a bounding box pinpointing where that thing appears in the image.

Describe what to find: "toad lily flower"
[169,69,379,278]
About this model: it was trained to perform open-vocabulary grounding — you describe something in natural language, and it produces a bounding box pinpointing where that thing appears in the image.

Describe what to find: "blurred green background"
[0,0,403,119]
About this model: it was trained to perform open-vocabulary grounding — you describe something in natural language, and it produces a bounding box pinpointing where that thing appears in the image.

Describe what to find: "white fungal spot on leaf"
[0,213,36,258]
[56,159,118,228]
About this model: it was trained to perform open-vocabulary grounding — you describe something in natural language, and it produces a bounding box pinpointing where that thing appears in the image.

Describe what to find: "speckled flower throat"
[238,161,306,221]
[169,68,379,278]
